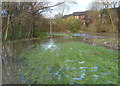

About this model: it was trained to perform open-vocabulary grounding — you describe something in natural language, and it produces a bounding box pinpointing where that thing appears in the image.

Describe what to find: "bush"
[52,18,84,33]
[87,19,117,33]
[69,19,83,33]
[33,29,48,38]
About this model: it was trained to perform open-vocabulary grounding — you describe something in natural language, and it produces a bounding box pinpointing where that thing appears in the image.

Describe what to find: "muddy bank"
[83,37,118,50]
[51,32,119,50]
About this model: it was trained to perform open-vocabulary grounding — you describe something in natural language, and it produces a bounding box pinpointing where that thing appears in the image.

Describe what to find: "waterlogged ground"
[18,38,118,84]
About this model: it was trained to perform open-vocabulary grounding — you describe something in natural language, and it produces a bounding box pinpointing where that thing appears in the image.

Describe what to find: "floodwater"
[2,39,42,84]
[2,33,118,84]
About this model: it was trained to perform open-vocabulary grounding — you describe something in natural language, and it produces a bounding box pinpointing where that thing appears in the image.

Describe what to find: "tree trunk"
[4,14,10,41]
[17,23,22,39]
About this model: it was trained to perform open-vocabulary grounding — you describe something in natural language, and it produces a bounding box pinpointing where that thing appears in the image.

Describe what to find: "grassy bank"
[19,42,118,84]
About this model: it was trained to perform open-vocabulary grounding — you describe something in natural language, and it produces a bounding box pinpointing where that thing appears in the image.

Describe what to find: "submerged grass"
[19,42,118,84]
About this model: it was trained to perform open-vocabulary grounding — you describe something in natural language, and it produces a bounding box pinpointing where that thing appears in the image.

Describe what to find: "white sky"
[50,0,93,13]
[44,0,94,18]
[69,0,93,13]
[2,0,119,17]
[46,0,120,18]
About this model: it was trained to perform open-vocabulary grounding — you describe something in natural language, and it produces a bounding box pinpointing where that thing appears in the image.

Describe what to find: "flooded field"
[2,33,119,84]
[2,39,42,84]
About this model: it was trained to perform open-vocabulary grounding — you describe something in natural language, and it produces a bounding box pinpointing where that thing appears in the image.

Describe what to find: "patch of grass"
[34,32,48,38]
[49,33,70,37]
[19,42,118,84]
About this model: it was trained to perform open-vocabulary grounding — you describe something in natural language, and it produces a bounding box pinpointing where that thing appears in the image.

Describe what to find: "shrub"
[87,19,117,33]
[33,29,48,38]
[69,19,83,33]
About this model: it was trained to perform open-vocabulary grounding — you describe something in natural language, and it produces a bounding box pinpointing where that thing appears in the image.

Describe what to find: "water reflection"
[90,66,98,71]
[2,39,42,84]
[78,61,85,64]
[71,33,117,38]
[41,39,58,52]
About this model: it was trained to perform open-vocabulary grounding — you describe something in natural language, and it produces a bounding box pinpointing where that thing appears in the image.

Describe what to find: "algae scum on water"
[18,40,118,84]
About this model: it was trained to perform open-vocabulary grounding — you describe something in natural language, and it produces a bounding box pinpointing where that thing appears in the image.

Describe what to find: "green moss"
[19,42,118,84]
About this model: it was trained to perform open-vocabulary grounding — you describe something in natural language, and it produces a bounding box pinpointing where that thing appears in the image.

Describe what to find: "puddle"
[58,75,61,79]
[94,75,99,77]
[54,71,59,75]
[72,67,77,70]
[108,81,113,83]
[64,60,74,62]
[59,69,62,71]
[45,78,51,80]
[92,36,107,38]
[79,67,87,69]
[93,77,98,81]
[78,61,85,64]
[39,66,42,69]
[100,73,109,75]
[80,72,86,78]
[71,33,115,39]
[71,33,90,37]
[69,83,75,84]
[65,74,69,77]
[41,39,58,52]
[90,66,98,72]
[7,72,10,76]
[46,68,51,72]
[73,77,82,80]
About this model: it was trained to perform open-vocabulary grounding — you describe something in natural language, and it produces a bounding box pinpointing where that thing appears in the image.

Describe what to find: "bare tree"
[88,1,104,10]
[54,0,77,18]
[2,1,72,40]
[87,0,119,32]
[55,3,70,18]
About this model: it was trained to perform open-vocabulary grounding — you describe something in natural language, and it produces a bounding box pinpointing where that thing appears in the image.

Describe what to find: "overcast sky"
[43,0,120,18]
[51,0,93,13]
[68,0,93,13]
[44,0,93,18]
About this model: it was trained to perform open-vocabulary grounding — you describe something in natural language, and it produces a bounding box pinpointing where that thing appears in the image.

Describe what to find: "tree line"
[2,2,52,41]
[52,0,119,33]
[2,1,119,41]
[2,1,71,41]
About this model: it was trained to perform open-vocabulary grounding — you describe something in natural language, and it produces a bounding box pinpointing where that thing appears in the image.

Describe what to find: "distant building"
[63,11,89,26]
[72,11,86,20]
[63,11,86,20]
[63,7,119,27]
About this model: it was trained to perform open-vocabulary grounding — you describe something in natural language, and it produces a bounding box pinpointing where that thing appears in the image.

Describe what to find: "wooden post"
[118,1,120,34]
[50,20,52,34]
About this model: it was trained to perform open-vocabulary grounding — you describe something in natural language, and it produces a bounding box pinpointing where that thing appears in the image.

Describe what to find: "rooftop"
[63,11,86,18]
[73,12,86,16]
